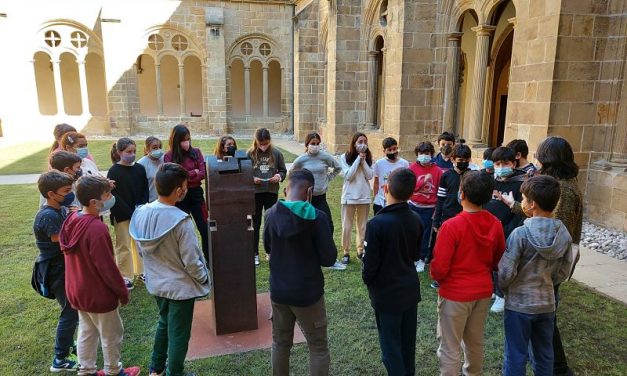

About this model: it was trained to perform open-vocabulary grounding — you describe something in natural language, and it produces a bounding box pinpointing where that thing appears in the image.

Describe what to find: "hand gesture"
[269,174,281,184]
[500,191,515,208]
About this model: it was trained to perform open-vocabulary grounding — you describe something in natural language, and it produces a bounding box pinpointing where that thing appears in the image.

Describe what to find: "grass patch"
[0,180,625,375]
[0,140,297,175]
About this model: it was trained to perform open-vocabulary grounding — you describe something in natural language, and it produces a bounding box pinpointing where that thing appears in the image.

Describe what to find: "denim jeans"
[48,259,78,359]
[408,206,434,261]
[504,309,555,376]
[375,304,418,376]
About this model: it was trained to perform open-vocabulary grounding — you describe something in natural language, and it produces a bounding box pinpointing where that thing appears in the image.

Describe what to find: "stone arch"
[483,0,517,25]
[33,51,57,115]
[140,24,206,62]
[227,33,283,67]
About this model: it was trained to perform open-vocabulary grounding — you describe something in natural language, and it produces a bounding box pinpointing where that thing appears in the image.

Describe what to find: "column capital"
[178,64,185,68]
[368,50,378,58]
[507,17,518,28]
[471,25,496,36]
[381,47,387,55]
[447,32,464,42]
[262,66,268,70]
[244,66,250,70]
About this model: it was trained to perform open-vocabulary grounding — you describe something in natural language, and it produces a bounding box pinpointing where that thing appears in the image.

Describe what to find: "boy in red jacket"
[430,171,505,376]
[60,175,140,376]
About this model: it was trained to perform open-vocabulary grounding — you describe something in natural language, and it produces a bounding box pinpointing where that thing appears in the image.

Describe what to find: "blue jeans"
[504,309,555,376]
[408,206,433,261]
[374,305,417,376]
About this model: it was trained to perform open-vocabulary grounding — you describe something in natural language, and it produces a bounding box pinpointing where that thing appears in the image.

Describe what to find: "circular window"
[172,35,188,51]
[44,30,61,47]
[70,31,88,48]
[240,42,253,56]
[148,34,164,50]
[259,43,271,56]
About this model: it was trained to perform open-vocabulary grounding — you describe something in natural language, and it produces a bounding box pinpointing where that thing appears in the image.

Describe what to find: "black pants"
[176,186,209,261]
[553,284,571,375]
[254,192,278,256]
[311,194,334,234]
[375,304,417,376]
[48,260,79,359]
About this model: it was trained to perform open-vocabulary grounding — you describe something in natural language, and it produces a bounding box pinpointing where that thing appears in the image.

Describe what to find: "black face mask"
[74,169,83,180]
[456,161,469,171]
[225,145,236,157]
[386,152,398,160]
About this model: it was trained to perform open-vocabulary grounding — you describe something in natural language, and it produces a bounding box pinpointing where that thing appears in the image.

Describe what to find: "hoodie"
[59,211,128,313]
[430,210,506,302]
[263,200,337,307]
[247,147,287,194]
[498,217,573,314]
[339,153,374,205]
[129,201,210,300]
[483,169,526,238]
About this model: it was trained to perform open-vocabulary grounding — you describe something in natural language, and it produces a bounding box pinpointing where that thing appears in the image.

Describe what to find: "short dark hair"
[536,136,579,179]
[287,168,315,188]
[38,170,74,198]
[76,175,110,206]
[491,146,516,163]
[49,151,82,171]
[382,137,398,149]
[460,171,494,205]
[387,168,416,201]
[451,142,471,159]
[521,175,561,212]
[483,147,495,161]
[437,132,455,143]
[156,163,188,196]
[506,139,529,158]
[415,141,435,156]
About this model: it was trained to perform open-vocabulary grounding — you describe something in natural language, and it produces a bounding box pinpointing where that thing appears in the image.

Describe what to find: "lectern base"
[186,293,306,360]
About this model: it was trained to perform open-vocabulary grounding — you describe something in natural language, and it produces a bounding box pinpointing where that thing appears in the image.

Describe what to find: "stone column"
[178,63,186,116]
[244,65,251,116]
[443,32,463,134]
[366,50,378,126]
[155,62,163,115]
[51,59,64,114]
[77,59,90,115]
[263,66,269,117]
[468,25,495,145]
[380,47,387,127]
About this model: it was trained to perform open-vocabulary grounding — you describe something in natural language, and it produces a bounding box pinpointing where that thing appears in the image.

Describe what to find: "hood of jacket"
[59,211,101,253]
[129,201,189,254]
[457,210,501,246]
[268,200,318,238]
[523,217,572,260]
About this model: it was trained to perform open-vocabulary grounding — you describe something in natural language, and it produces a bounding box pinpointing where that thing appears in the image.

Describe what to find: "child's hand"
[359,152,367,160]
[253,177,263,185]
[269,174,281,183]
[492,190,502,200]
[500,191,515,208]
[433,226,439,233]
[68,205,80,212]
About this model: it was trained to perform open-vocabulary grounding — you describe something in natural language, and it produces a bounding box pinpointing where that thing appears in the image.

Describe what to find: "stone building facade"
[0,0,626,230]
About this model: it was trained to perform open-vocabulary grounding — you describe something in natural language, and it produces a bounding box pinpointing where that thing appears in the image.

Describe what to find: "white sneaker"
[254,255,260,266]
[415,260,426,273]
[327,261,346,271]
[490,296,505,313]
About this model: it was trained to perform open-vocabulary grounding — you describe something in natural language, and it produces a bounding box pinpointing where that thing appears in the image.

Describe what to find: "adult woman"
[164,124,209,261]
[290,132,342,233]
[214,135,238,160]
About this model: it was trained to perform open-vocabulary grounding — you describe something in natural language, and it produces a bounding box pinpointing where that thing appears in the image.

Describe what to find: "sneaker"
[254,255,260,266]
[137,273,146,283]
[328,261,346,270]
[341,254,350,265]
[118,366,141,376]
[415,260,426,273]
[123,277,134,290]
[50,354,78,372]
[490,296,505,313]
[149,368,164,376]
[430,281,440,289]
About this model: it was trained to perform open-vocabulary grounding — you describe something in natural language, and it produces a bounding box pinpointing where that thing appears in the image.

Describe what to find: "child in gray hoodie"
[498,175,574,376]
[130,163,210,376]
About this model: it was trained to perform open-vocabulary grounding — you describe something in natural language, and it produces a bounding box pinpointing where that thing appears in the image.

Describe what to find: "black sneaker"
[341,255,350,265]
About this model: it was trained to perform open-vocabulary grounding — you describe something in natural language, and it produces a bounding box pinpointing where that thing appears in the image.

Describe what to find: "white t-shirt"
[373,157,410,206]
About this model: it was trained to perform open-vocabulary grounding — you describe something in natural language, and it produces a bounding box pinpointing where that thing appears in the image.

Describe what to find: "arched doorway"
[488,29,513,147]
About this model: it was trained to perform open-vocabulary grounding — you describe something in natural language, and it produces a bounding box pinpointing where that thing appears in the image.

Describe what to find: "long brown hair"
[60,131,86,151]
[345,132,372,166]
[49,123,77,154]
[248,128,274,165]
[214,135,237,159]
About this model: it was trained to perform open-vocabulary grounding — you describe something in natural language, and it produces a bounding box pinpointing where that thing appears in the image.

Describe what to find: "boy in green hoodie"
[129,163,210,376]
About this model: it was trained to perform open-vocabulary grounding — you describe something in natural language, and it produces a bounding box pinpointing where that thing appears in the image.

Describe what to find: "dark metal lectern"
[205,152,257,335]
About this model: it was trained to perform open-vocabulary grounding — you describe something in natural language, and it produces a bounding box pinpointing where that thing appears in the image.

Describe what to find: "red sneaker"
[120,366,141,376]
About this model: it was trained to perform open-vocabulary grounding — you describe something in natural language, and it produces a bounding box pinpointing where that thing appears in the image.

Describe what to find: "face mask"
[495,167,513,178]
[56,192,75,207]
[417,155,432,164]
[386,152,398,160]
[120,154,136,164]
[180,140,191,151]
[225,145,237,157]
[308,144,320,155]
[483,160,494,170]
[356,143,368,153]
[456,161,469,171]
[457,191,462,205]
[177,187,188,202]
[73,169,83,179]
[441,145,452,156]
[150,149,164,159]
[522,202,533,217]
[258,144,270,152]
[76,147,89,159]
[99,196,116,213]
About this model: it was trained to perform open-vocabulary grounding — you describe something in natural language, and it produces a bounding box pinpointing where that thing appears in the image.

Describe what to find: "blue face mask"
[76,147,89,159]
[495,166,514,178]
[56,192,75,207]
[417,155,432,164]
[483,160,494,169]
[150,149,164,159]
[457,191,463,205]
[120,154,136,164]
[100,196,116,213]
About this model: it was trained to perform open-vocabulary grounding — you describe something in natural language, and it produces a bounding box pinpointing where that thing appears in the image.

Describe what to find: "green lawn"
[0,139,297,175]
[0,178,626,375]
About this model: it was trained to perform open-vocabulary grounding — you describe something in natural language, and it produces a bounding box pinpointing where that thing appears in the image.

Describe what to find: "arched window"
[60,52,82,115]
[268,60,282,116]
[250,60,263,116]
[160,54,180,116]
[367,36,385,128]
[33,51,57,115]
[184,55,203,116]
[230,59,245,116]
[137,54,157,115]
[85,53,107,116]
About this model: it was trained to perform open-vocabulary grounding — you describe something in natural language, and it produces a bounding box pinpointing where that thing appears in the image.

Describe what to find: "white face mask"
[308,144,320,155]
[356,143,368,153]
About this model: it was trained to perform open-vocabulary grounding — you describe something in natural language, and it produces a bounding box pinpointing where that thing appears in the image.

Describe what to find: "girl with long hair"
[214,135,238,160]
[137,136,164,203]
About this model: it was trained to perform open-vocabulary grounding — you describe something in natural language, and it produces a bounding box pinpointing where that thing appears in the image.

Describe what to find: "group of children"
[32,123,583,376]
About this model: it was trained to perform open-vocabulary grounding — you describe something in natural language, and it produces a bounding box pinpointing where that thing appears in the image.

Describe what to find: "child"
[60,132,100,177]
[498,175,574,376]
[432,142,471,232]
[430,171,505,376]
[247,128,287,266]
[164,124,210,262]
[372,137,410,214]
[481,147,495,174]
[362,168,423,375]
[263,169,336,375]
[290,132,342,233]
[130,163,210,376]
[59,175,140,376]
[506,139,537,175]
[214,135,238,160]
[433,131,456,171]
[107,138,149,289]
[40,151,83,210]
[50,123,77,154]
[338,132,374,266]
[137,136,164,203]
[409,141,443,272]
[483,146,526,313]
[33,171,79,372]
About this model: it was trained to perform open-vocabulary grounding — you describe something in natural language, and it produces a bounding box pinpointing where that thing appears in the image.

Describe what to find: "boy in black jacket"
[363,168,423,376]
[264,169,336,376]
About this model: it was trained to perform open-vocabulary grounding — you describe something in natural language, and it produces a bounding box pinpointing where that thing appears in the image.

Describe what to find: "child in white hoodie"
[130,163,210,376]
